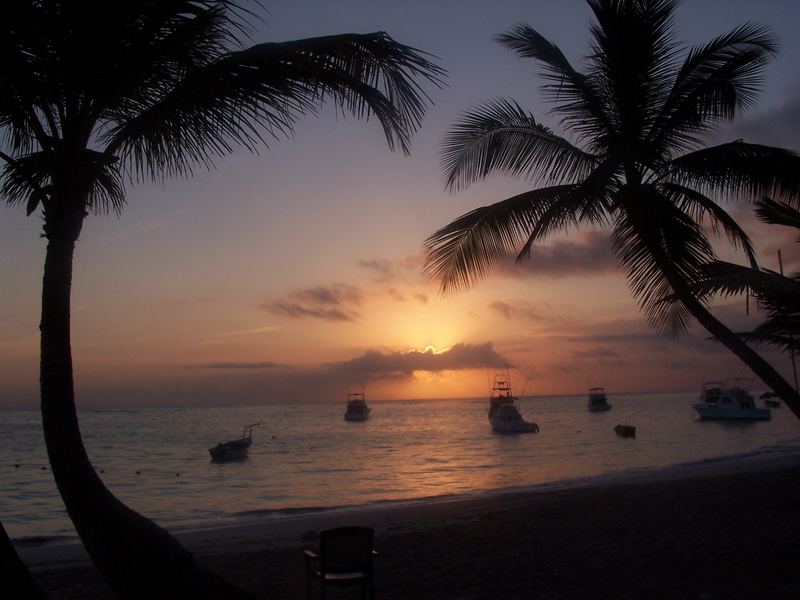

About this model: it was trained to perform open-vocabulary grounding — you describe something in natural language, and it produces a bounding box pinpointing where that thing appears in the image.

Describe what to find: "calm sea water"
[2,392,800,542]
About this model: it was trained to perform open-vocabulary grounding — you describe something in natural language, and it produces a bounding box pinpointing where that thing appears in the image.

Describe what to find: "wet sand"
[25,455,800,599]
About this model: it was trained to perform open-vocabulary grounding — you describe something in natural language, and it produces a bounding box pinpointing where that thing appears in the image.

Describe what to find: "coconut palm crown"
[0,0,443,597]
[425,0,800,415]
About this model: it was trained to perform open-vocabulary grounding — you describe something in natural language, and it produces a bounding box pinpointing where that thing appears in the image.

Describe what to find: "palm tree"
[697,198,800,358]
[1,520,43,600]
[424,0,800,417]
[0,0,442,596]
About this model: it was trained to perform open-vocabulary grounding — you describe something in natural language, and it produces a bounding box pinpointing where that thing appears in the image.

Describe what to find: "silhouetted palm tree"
[0,1,442,596]
[425,0,800,416]
[1,520,43,600]
[697,198,800,357]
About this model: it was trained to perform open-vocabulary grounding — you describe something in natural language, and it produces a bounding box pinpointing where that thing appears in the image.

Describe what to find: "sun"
[422,344,449,355]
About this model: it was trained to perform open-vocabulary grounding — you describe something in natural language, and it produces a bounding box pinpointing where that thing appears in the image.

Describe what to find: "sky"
[2,0,800,408]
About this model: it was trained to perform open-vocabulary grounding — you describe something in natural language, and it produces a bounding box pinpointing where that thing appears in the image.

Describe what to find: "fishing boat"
[209,423,260,462]
[693,380,771,421]
[488,375,539,434]
[344,392,371,421]
[587,387,612,411]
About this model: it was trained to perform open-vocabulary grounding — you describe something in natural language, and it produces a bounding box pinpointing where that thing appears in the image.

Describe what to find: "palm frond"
[441,99,597,191]
[2,149,125,215]
[495,24,613,147]
[424,185,576,294]
[662,182,757,267]
[516,157,620,259]
[587,0,680,144]
[613,186,717,334]
[694,261,787,297]
[667,142,800,206]
[755,198,800,231]
[651,23,776,152]
[107,31,444,180]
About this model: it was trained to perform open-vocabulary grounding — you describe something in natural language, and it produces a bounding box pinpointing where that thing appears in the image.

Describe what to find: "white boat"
[587,387,612,411]
[693,380,771,421]
[344,392,371,421]
[488,375,539,434]
[209,423,260,462]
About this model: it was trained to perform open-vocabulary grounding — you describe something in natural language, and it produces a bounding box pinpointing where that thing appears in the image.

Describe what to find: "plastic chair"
[304,526,376,599]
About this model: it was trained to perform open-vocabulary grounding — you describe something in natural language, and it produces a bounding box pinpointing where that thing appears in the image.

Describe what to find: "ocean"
[3,392,799,543]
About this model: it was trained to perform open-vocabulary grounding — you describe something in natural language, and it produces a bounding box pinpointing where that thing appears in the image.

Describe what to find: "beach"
[23,453,800,599]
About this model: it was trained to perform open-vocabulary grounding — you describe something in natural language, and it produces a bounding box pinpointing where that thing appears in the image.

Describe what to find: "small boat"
[693,380,771,421]
[614,424,636,438]
[344,392,371,421]
[209,423,260,462]
[587,387,612,412]
[488,375,539,434]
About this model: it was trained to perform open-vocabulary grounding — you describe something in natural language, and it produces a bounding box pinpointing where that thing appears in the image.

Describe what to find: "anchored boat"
[587,387,612,412]
[693,380,771,421]
[344,392,371,422]
[488,375,539,434]
[209,423,260,462]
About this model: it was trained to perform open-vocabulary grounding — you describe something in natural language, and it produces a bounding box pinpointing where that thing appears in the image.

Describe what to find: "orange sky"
[2,1,799,407]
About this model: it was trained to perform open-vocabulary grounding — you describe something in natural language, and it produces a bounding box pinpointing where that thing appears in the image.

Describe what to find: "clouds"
[332,342,513,380]
[498,231,619,278]
[714,96,800,152]
[263,284,364,322]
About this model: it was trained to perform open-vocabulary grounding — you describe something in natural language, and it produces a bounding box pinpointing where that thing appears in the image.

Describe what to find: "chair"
[304,526,377,599]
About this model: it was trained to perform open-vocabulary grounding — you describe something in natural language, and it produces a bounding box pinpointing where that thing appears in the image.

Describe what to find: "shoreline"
[19,449,800,574]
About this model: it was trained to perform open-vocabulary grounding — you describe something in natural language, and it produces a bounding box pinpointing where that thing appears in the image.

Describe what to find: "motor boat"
[760,391,781,408]
[344,392,371,421]
[693,380,771,421]
[488,375,539,434]
[209,423,260,462]
[587,387,612,411]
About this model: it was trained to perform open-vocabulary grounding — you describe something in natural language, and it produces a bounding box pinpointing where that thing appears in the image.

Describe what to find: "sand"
[22,453,800,599]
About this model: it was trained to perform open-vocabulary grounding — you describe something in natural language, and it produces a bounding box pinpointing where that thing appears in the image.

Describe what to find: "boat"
[614,424,636,438]
[587,387,612,411]
[344,392,371,421]
[488,375,539,434]
[209,423,260,462]
[693,380,771,421]
[760,391,781,408]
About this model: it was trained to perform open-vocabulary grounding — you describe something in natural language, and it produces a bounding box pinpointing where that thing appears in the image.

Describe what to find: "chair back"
[319,526,374,574]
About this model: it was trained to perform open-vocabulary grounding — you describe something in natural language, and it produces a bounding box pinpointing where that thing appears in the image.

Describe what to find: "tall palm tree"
[0,0,442,596]
[697,198,800,358]
[424,0,800,417]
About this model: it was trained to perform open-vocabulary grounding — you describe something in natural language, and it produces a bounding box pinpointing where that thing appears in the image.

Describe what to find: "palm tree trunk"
[0,519,44,600]
[40,208,249,599]
[650,245,800,419]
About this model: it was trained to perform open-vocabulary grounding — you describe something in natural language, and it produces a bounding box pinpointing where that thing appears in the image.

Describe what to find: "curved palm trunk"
[649,244,800,419]
[40,208,248,599]
[0,519,43,600]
